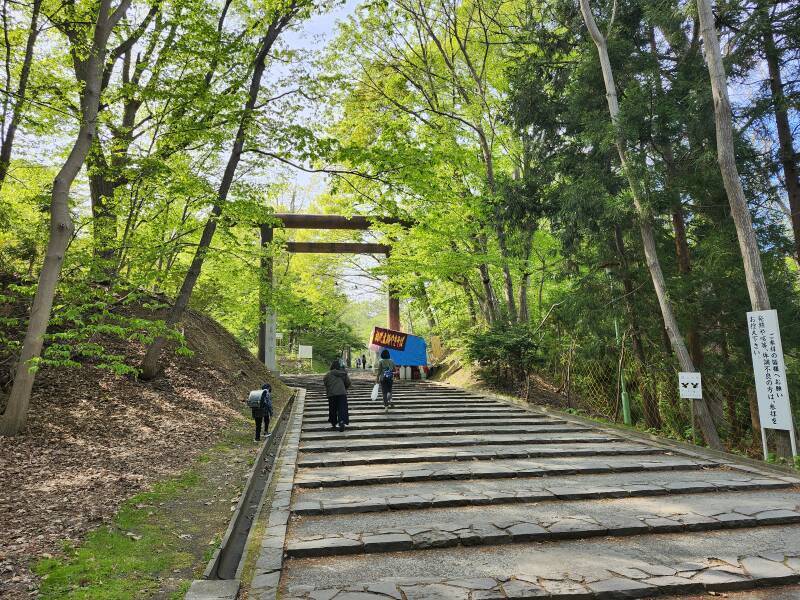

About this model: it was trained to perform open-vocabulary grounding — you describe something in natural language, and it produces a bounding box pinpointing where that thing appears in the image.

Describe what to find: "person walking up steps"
[375,349,396,412]
[323,359,351,432]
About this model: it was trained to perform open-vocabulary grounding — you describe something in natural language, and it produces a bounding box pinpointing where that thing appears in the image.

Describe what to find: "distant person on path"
[245,383,273,442]
[323,359,351,432]
[361,354,367,370]
[355,357,362,369]
[375,349,396,411]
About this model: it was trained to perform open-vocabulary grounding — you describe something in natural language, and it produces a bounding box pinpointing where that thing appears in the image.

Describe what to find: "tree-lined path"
[247,375,800,599]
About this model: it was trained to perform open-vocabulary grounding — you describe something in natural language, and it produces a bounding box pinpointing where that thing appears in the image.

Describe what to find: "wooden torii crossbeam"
[258,214,406,370]
[273,213,409,230]
[286,242,390,254]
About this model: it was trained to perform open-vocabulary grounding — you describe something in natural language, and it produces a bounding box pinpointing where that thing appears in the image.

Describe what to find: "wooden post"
[389,293,401,331]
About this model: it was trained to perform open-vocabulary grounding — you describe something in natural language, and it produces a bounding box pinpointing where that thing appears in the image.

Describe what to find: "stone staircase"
[251,374,800,600]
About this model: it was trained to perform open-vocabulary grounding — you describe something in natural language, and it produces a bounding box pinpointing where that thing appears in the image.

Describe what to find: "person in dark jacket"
[375,349,396,411]
[323,360,351,432]
[252,383,273,442]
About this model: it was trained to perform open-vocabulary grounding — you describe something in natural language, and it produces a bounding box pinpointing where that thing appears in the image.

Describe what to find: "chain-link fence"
[524,327,779,454]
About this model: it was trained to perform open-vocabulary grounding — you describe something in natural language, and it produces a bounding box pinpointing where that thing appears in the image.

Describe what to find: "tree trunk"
[695,0,770,312]
[579,0,721,449]
[761,7,800,263]
[518,228,535,323]
[416,279,437,330]
[471,236,500,323]
[462,282,478,326]
[140,15,293,379]
[613,225,660,429]
[1,0,131,435]
[696,0,788,454]
[87,138,119,281]
[0,0,41,189]
[479,135,517,321]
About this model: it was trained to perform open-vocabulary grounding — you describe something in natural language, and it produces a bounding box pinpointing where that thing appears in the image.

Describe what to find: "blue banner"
[370,329,427,366]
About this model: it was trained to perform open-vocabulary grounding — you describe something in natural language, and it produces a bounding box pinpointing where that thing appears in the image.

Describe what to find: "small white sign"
[297,345,313,359]
[275,332,284,340]
[747,310,793,431]
[678,372,702,399]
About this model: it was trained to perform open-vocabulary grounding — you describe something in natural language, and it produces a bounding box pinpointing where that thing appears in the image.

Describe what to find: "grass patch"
[34,422,258,599]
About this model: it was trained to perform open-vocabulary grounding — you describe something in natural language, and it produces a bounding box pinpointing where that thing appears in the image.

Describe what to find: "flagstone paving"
[247,374,800,600]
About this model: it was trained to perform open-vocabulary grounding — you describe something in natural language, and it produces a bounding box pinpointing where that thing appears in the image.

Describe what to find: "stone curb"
[283,554,800,599]
[291,478,793,515]
[247,389,306,600]
[285,506,800,558]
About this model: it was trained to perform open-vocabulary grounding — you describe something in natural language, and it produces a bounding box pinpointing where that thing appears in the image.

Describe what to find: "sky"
[271,0,391,305]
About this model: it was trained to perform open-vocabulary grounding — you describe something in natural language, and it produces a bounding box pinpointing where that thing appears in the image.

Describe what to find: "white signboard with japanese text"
[297,345,313,360]
[678,372,702,399]
[747,310,793,431]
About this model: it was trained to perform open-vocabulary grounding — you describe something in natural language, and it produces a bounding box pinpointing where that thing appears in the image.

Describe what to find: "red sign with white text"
[371,327,408,351]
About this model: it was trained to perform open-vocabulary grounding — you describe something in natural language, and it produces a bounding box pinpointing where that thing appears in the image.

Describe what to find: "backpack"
[382,366,393,382]
[246,390,262,408]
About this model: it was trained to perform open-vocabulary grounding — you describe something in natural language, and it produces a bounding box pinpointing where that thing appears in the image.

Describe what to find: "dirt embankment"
[0,305,289,597]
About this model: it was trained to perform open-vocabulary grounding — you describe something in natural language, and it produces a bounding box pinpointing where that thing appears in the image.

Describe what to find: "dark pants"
[252,408,270,440]
[380,379,393,405]
[328,395,349,426]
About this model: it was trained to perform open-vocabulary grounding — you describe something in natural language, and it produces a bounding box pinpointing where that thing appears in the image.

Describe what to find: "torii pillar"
[386,248,401,331]
[258,225,277,371]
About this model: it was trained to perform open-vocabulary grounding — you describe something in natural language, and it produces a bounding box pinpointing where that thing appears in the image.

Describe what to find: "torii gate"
[258,214,405,370]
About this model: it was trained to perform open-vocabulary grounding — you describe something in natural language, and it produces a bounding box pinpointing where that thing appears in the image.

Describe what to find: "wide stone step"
[306,390,487,401]
[291,469,794,515]
[299,433,620,453]
[304,400,506,409]
[300,423,590,441]
[297,441,654,468]
[305,390,487,397]
[280,526,800,599]
[302,416,560,431]
[286,490,800,558]
[303,407,525,418]
[293,454,715,488]
[302,412,548,424]
[303,404,508,413]
[305,394,494,400]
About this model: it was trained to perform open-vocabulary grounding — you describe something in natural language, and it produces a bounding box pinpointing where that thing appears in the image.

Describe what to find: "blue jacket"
[260,388,274,416]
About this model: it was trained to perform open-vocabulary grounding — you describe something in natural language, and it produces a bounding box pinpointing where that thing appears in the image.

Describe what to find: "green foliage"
[0,0,798,466]
[465,323,545,390]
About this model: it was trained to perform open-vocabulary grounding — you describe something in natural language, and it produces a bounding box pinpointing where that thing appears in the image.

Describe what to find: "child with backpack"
[375,349,396,411]
[245,383,274,442]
